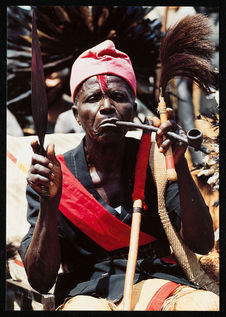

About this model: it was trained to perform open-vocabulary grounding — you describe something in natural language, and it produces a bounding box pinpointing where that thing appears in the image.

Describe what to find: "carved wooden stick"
[158,92,177,181]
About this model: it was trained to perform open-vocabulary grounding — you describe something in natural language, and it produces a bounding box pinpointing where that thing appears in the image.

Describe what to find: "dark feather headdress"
[159,14,218,97]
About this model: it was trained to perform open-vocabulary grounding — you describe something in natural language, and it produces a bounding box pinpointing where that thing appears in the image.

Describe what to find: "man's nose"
[99,96,116,114]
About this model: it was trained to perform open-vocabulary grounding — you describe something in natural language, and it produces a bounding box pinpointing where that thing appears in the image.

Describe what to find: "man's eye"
[111,92,127,102]
[86,93,101,102]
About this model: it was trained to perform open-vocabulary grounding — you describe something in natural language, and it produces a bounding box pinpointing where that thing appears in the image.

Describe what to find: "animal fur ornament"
[159,14,218,97]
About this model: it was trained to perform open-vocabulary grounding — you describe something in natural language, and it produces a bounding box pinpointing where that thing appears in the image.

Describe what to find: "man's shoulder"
[62,137,83,159]
[63,147,77,159]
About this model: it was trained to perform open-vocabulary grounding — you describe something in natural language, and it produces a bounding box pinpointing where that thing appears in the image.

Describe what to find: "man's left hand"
[152,108,188,165]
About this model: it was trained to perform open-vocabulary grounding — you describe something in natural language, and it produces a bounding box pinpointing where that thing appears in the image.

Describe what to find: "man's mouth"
[98,118,119,128]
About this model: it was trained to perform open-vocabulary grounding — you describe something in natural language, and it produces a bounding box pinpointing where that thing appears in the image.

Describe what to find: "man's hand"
[26,140,62,199]
[152,108,188,165]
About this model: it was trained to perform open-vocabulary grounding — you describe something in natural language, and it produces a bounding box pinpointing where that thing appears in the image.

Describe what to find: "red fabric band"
[132,132,151,209]
[146,281,181,311]
[57,154,156,251]
[165,155,175,169]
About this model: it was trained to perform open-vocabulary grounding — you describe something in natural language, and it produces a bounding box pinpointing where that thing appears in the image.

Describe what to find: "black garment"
[20,137,195,306]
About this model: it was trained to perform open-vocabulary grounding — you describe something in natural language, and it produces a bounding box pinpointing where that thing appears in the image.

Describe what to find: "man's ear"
[72,104,81,125]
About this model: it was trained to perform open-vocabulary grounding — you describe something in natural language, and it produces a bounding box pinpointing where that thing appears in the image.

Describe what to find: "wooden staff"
[158,90,177,181]
[122,199,143,310]
[122,127,151,310]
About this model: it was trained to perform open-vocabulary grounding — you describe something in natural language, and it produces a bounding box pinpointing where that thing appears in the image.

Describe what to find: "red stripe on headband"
[97,75,107,93]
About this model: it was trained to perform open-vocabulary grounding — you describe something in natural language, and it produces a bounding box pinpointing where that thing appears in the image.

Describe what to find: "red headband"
[70,40,136,101]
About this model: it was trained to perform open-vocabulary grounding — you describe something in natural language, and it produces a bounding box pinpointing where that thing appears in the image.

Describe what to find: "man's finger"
[31,139,40,154]
[31,153,50,167]
[152,116,161,128]
[155,133,163,149]
[46,144,58,164]
[166,108,175,120]
[159,138,172,153]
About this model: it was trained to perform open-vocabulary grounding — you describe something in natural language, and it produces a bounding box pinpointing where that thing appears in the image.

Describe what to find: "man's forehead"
[76,74,134,99]
[84,74,127,87]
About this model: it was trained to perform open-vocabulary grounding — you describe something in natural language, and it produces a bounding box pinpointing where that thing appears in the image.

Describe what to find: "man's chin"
[97,130,126,144]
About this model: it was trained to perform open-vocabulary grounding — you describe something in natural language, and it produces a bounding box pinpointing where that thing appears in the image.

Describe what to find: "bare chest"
[89,166,122,207]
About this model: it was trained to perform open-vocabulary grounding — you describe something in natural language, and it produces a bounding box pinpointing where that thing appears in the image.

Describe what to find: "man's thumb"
[46,144,57,162]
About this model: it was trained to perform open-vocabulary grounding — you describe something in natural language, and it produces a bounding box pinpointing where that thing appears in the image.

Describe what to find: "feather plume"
[159,14,218,96]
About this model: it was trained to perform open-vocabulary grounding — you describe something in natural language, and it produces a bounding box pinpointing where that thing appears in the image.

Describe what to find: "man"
[20,40,218,310]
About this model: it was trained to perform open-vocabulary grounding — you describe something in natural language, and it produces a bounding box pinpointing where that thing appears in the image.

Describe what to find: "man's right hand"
[26,140,62,200]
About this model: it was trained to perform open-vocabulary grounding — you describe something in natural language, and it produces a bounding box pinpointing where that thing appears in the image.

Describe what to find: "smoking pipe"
[115,121,210,155]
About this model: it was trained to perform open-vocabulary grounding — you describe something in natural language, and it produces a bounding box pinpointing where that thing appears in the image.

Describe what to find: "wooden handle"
[122,199,142,310]
[158,96,177,181]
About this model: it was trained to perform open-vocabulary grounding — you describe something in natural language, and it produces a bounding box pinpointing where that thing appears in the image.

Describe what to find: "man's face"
[74,75,136,144]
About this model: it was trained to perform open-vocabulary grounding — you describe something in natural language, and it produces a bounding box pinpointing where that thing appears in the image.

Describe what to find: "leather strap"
[146,281,181,311]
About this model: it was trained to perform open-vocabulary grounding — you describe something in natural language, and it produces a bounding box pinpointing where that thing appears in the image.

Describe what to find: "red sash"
[57,154,156,251]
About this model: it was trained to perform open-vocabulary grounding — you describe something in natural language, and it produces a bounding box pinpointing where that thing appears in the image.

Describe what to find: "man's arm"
[24,141,62,293]
[175,157,214,254]
[24,197,61,293]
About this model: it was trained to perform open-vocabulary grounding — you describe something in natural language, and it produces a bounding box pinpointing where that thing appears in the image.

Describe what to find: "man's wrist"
[40,195,60,215]
[175,156,188,171]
